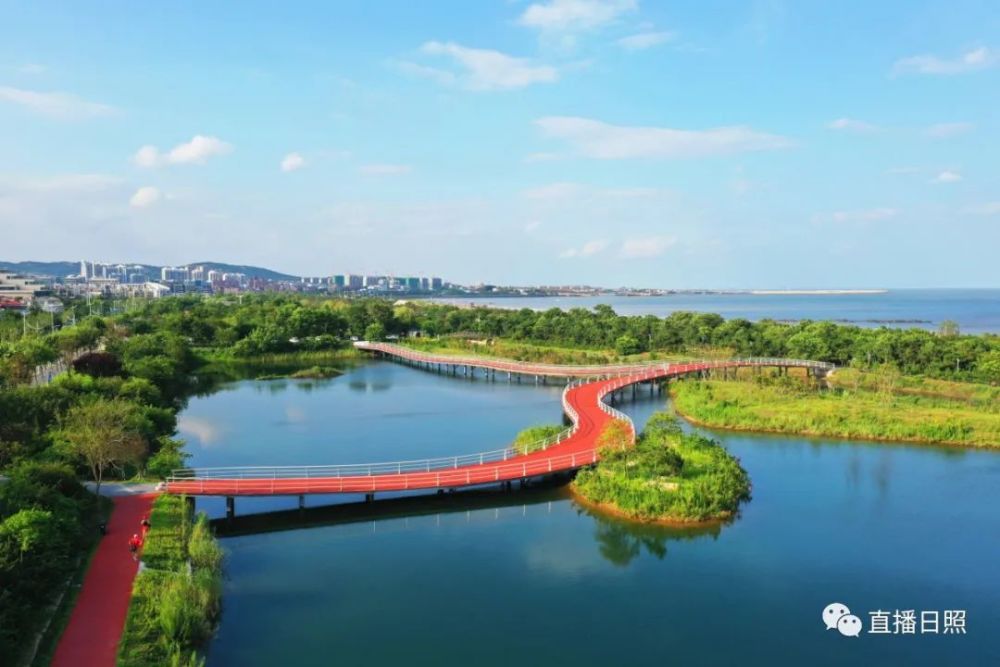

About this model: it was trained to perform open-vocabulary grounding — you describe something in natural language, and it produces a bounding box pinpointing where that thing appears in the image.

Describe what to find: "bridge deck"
[165,344,831,497]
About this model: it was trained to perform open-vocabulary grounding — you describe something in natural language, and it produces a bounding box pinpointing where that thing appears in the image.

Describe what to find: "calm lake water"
[434,288,1000,333]
[179,361,1000,666]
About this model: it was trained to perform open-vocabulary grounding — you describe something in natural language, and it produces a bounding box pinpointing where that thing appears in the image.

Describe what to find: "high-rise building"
[332,275,346,289]
[405,277,421,291]
[431,277,443,290]
[347,274,363,290]
[160,267,190,282]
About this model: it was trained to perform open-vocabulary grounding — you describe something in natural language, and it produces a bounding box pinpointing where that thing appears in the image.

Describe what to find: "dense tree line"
[0,318,196,660]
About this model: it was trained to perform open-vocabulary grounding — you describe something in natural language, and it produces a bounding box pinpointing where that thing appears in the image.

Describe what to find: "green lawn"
[670,375,1000,448]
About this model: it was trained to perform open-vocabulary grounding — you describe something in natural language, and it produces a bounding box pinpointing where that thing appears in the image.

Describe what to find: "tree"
[364,322,386,341]
[614,334,641,356]
[60,398,148,497]
[938,320,960,337]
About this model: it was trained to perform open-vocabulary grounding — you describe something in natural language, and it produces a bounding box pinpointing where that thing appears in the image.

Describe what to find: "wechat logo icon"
[823,602,862,637]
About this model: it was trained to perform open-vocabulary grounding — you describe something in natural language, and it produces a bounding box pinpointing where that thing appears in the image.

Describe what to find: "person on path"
[128,533,142,560]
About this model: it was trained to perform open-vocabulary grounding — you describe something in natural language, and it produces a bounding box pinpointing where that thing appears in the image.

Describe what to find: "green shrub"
[574,413,750,522]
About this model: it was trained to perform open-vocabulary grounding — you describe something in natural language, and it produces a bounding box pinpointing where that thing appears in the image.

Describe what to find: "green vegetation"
[573,414,751,522]
[670,371,1000,448]
[0,463,106,663]
[1,293,998,659]
[118,495,223,667]
[511,424,566,454]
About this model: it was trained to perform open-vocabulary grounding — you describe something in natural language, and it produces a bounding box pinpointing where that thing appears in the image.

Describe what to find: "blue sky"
[1,0,998,288]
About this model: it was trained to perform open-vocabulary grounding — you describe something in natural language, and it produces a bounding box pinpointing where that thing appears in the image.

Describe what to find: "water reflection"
[581,507,724,567]
[213,480,728,570]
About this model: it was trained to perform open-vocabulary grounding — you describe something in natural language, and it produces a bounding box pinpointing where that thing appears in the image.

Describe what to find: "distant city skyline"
[1,1,998,288]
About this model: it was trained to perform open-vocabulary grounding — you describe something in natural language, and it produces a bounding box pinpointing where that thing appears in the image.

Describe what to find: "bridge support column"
[298,494,305,511]
[365,492,375,503]
[225,496,235,519]
[185,496,196,514]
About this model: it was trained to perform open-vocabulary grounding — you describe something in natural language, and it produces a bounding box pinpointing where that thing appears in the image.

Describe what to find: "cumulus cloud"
[559,239,608,258]
[814,208,899,224]
[404,42,558,91]
[827,117,879,133]
[0,85,116,120]
[617,31,675,51]
[133,135,232,168]
[619,236,676,258]
[129,186,162,208]
[280,152,306,172]
[358,164,411,175]
[933,170,962,184]
[519,0,636,32]
[892,46,997,76]
[924,122,973,139]
[535,116,791,159]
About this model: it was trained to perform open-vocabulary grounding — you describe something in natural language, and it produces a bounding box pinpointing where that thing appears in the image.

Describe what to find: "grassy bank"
[193,347,362,382]
[572,414,751,522]
[512,424,566,454]
[118,495,223,667]
[401,337,721,367]
[670,374,1000,448]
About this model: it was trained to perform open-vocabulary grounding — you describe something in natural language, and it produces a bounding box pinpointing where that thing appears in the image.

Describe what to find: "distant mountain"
[0,261,83,277]
[0,260,301,281]
[185,262,299,281]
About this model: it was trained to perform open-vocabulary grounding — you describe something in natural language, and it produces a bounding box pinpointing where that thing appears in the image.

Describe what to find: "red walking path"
[52,492,155,667]
[165,343,833,497]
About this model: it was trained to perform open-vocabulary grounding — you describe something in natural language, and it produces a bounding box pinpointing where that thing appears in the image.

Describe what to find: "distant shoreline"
[749,289,888,295]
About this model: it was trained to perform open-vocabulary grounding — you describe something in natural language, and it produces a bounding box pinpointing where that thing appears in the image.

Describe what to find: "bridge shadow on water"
[211,475,731,567]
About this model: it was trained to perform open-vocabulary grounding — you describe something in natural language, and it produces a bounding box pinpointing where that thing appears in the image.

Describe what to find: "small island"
[518,413,751,523]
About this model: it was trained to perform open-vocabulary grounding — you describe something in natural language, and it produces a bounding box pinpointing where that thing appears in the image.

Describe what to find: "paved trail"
[51,492,156,667]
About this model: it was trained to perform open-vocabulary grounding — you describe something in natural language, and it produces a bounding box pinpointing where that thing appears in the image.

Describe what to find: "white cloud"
[814,208,899,224]
[933,170,962,184]
[524,220,542,232]
[129,186,162,208]
[924,122,973,139]
[409,42,558,91]
[17,63,47,75]
[8,173,122,193]
[827,117,878,133]
[963,202,1000,216]
[617,31,675,51]
[520,0,636,32]
[358,164,411,175]
[535,116,791,159]
[0,85,115,120]
[523,152,562,163]
[280,152,306,172]
[619,236,676,258]
[522,182,582,200]
[892,46,997,76]
[559,239,608,258]
[133,135,232,168]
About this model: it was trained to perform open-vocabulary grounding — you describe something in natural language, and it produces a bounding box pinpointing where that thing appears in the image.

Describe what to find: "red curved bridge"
[165,343,833,498]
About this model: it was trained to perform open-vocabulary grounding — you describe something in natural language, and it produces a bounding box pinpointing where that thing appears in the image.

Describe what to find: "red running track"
[52,492,156,667]
[166,344,832,498]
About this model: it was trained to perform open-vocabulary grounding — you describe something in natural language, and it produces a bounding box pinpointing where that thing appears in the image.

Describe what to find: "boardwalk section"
[166,343,832,498]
